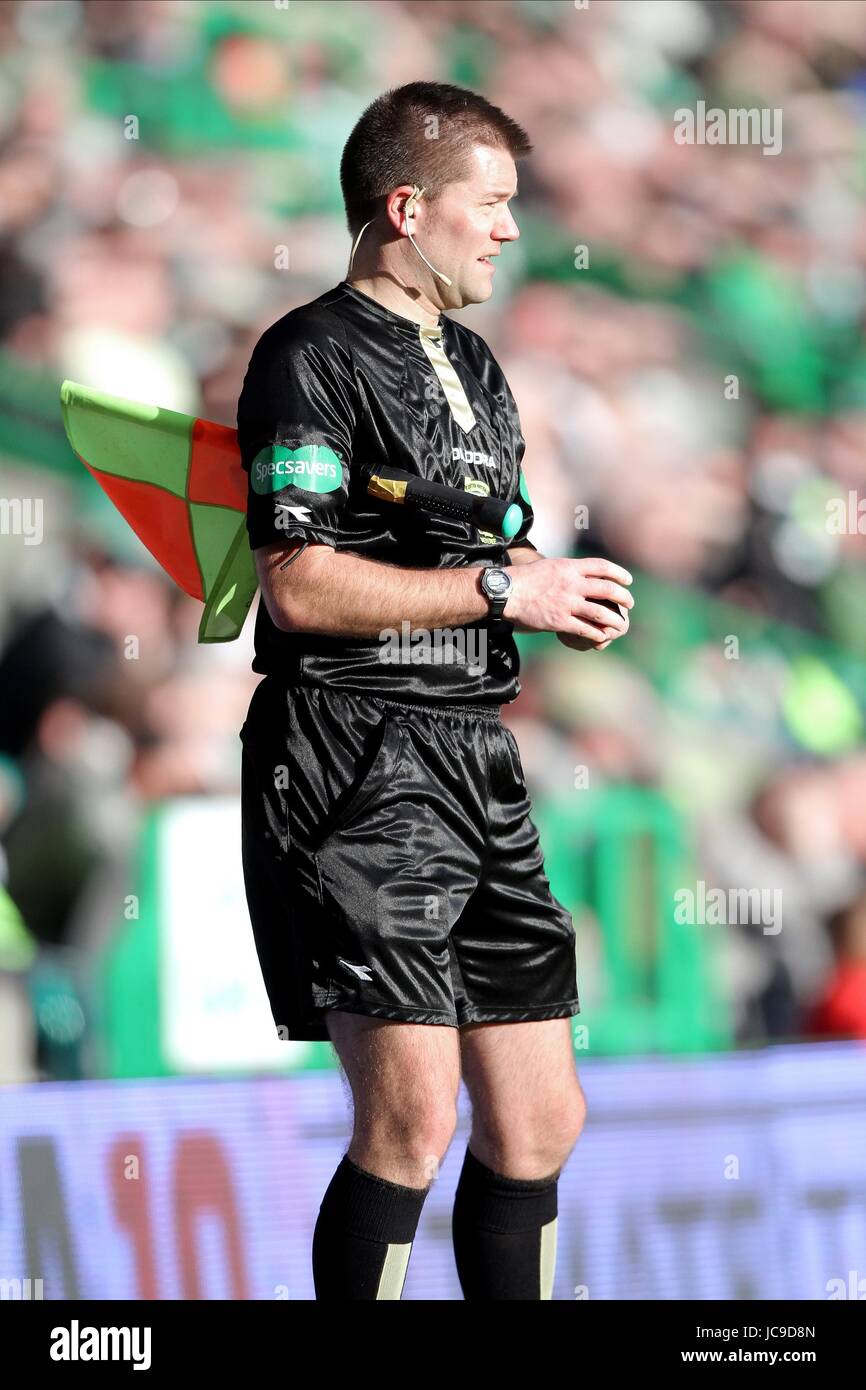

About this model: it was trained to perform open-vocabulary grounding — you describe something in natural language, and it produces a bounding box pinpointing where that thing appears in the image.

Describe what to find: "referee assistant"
[237,81,633,1301]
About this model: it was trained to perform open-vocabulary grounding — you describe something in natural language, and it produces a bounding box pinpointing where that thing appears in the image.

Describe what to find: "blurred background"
[0,0,865,1300]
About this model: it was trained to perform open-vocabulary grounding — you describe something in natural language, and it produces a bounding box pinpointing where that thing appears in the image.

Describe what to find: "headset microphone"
[347,184,452,287]
[403,186,452,287]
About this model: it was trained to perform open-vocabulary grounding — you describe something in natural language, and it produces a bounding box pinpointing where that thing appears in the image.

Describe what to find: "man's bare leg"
[327,1011,461,1185]
[312,1011,461,1299]
[460,1017,586,1176]
[451,1017,586,1299]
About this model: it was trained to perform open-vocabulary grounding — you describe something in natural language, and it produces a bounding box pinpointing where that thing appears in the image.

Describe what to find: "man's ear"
[386,184,421,234]
[404,185,425,222]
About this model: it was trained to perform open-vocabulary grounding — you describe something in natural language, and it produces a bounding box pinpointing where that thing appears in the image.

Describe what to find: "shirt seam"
[313,299,362,466]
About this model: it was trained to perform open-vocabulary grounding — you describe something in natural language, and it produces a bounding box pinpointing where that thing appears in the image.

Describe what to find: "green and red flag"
[60,381,257,642]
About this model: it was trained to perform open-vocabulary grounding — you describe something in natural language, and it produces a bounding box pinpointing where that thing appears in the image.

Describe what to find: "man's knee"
[540,1085,587,1166]
[325,1013,460,1181]
[472,1088,587,1178]
[356,1095,459,1165]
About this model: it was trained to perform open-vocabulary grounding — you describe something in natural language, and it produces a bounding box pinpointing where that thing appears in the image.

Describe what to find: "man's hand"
[504,556,633,645]
[557,598,630,652]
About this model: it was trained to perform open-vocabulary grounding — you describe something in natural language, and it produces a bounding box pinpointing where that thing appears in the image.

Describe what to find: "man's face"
[422,144,520,308]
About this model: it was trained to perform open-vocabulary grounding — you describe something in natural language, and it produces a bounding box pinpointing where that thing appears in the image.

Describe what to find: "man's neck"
[346,271,442,329]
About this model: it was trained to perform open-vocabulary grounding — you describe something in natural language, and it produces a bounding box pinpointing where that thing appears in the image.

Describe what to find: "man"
[237,81,633,1301]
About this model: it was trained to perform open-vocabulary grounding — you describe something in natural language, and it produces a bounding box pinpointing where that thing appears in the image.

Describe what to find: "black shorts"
[240,679,580,1041]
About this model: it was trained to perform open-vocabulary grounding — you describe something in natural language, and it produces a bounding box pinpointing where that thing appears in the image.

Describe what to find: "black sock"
[451,1144,559,1300]
[312,1153,430,1300]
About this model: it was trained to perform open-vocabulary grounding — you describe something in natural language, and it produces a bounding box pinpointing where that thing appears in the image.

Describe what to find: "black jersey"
[236,280,536,705]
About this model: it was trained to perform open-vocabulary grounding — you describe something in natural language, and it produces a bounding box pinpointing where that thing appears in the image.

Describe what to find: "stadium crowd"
[1,0,865,1079]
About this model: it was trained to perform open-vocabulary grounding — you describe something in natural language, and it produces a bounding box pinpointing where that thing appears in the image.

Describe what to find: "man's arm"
[255,539,632,642]
[507,543,544,565]
[255,541,489,636]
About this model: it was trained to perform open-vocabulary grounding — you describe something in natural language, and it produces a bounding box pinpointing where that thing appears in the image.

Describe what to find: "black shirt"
[236,280,536,705]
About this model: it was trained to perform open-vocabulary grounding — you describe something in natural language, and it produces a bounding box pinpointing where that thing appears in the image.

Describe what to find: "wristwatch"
[480,565,514,621]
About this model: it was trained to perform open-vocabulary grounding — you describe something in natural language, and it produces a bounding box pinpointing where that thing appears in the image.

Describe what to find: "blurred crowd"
[1,0,866,1080]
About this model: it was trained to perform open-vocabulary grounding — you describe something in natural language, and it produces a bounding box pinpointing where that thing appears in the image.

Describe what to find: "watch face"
[485,570,510,596]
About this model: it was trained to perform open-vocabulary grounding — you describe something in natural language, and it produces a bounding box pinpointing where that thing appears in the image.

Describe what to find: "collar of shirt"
[339,280,444,337]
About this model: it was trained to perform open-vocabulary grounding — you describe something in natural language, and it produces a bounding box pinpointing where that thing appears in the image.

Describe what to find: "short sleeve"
[499,370,534,547]
[510,462,536,547]
[236,313,357,551]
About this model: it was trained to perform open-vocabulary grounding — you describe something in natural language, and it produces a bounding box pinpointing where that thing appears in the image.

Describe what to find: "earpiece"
[401,185,452,287]
[348,182,452,287]
[404,184,424,224]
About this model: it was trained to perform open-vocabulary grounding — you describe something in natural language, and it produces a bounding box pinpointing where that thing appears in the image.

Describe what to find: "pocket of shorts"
[309,712,405,852]
[240,677,278,749]
[500,725,527,794]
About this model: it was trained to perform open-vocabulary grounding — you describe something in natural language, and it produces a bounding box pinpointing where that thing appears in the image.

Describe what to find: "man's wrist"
[479,565,513,621]
[507,543,543,566]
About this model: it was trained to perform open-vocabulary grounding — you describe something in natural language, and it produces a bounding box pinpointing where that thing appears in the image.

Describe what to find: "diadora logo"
[252,445,344,495]
[338,958,374,981]
[452,446,497,469]
[276,504,313,524]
